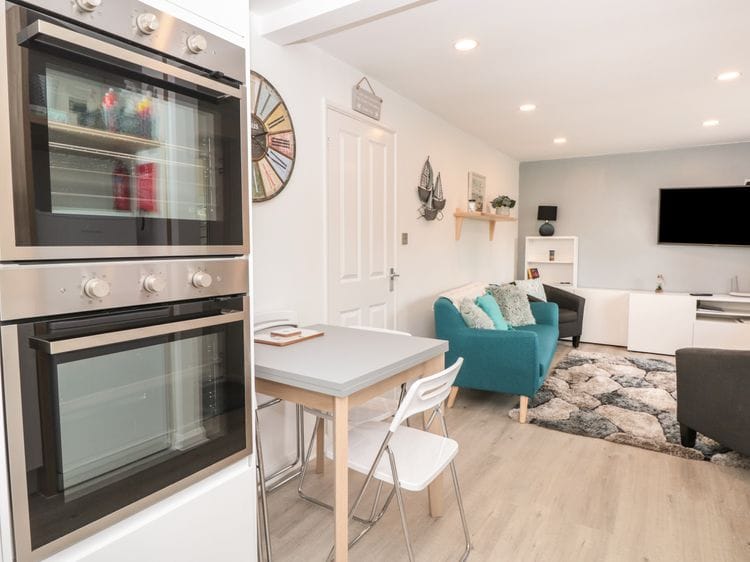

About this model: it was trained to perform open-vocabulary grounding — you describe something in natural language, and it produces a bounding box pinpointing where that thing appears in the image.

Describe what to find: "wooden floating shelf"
[454,209,517,241]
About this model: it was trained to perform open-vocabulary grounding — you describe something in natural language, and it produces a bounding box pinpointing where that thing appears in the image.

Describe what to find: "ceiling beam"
[258,0,436,45]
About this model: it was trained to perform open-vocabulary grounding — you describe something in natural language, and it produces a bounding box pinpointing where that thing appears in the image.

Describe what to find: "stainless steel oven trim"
[18,20,242,99]
[31,309,245,354]
[1,296,252,561]
[0,7,250,262]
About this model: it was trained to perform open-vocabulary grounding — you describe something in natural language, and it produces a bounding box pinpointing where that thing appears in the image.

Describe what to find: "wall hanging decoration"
[417,156,444,221]
[352,77,382,121]
[250,71,296,202]
[468,171,486,212]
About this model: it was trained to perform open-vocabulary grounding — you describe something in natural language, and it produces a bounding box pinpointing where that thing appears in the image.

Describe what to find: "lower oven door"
[1,296,251,560]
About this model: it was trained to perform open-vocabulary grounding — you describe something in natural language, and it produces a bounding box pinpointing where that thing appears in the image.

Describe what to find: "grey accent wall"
[518,143,750,293]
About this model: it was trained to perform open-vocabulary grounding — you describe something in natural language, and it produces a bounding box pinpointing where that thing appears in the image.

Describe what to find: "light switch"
[401,233,409,245]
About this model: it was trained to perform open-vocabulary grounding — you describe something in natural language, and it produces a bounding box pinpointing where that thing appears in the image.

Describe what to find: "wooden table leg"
[425,355,445,518]
[315,418,326,474]
[334,396,349,561]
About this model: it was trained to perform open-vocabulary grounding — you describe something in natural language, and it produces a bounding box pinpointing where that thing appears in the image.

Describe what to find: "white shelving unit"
[524,236,578,288]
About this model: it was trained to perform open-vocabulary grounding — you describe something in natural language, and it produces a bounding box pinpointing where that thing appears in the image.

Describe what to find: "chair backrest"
[349,326,411,337]
[254,310,299,334]
[389,358,463,432]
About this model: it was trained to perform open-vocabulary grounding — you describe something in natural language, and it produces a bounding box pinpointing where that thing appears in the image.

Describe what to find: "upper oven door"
[0,4,248,261]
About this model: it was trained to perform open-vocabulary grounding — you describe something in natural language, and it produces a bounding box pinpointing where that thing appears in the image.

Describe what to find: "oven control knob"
[76,0,102,12]
[137,13,160,35]
[192,271,213,289]
[187,34,208,54]
[143,274,166,294]
[83,278,111,299]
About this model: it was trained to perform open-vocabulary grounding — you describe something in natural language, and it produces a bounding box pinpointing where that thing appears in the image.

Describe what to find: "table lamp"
[537,205,557,236]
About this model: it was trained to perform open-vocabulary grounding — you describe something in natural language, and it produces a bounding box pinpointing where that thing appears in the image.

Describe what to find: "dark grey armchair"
[543,285,585,347]
[676,348,750,456]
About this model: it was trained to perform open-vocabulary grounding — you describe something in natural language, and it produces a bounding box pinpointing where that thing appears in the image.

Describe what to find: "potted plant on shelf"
[491,195,516,216]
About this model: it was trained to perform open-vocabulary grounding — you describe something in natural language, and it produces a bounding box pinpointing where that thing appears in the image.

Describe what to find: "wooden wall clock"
[250,71,296,202]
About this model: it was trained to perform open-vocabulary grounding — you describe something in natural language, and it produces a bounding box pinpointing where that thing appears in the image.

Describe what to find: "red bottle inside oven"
[137,162,157,213]
[112,160,131,211]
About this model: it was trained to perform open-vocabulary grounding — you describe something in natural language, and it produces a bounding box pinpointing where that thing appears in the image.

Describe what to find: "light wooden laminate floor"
[264,342,750,561]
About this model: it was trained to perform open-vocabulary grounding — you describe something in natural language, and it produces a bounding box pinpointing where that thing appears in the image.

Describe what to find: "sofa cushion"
[487,284,536,327]
[558,308,578,324]
[515,279,547,302]
[475,294,510,330]
[458,298,494,329]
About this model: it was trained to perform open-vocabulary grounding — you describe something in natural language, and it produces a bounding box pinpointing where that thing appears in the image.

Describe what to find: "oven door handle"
[17,20,242,100]
[30,310,245,355]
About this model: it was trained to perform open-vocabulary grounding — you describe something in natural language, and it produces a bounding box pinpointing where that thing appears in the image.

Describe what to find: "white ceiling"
[250,0,300,16]
[310,0,750,161]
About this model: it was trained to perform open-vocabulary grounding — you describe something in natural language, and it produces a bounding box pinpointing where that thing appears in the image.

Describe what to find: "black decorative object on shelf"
[538,205,557,236]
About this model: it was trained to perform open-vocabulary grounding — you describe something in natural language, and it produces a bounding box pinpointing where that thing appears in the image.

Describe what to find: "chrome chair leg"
[255,412,272,561]
[387,447,415,562]
[449,460,472,561]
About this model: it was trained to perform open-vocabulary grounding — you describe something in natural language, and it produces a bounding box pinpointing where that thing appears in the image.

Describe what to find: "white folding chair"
[326,358,471,561]
[297,327,412,509]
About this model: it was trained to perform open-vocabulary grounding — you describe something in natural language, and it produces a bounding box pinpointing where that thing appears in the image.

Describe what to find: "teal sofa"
[434,296,559,422]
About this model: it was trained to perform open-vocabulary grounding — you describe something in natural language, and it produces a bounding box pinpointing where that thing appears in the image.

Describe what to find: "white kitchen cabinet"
[46,461,256,562]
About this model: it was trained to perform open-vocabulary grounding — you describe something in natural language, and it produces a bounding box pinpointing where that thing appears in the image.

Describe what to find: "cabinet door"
[575,288,629,346]
[694,318,750,350]
[627,293,695,355]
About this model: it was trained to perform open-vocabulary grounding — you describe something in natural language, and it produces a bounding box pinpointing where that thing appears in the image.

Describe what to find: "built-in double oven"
[0,1,252,560]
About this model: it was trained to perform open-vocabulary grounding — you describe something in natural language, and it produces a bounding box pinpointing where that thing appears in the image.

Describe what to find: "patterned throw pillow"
[515,279,547,302]
[459,297,495,329]
[475,294,510,330]
[486,284,536,327]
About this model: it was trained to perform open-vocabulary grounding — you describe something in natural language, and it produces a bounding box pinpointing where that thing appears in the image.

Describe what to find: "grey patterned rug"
[509,350,750,469]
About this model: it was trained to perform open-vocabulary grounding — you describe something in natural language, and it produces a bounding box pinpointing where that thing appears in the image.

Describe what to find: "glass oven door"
[0,5,248,260]
[1,297,251,559]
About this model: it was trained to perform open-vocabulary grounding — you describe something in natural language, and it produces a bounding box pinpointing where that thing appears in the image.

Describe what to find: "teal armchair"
[435,297,559,422]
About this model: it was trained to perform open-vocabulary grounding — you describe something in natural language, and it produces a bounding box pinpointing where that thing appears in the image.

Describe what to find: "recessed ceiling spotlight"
[553,137,567,144]
[520,104,537,112]
[703,119,720,127]
[454,38,478,52]
[717,70,741,82]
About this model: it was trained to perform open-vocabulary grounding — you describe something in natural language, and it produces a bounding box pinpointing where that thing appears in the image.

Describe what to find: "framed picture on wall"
[468,171,486,212]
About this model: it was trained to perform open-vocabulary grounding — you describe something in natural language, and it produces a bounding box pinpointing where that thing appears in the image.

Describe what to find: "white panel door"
[327,108,396,329]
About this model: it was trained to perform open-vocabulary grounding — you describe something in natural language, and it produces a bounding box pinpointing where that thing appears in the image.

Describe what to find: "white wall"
[251,24,519,337]
[250,20,519,472]
[518,143,750,293]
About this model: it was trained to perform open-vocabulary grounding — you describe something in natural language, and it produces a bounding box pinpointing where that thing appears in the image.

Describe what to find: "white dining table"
[254,324,449,561]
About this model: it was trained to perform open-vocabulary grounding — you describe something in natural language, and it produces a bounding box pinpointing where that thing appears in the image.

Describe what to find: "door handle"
[17,20,242,99]
[389,268,400,292]
[30,310,245,355]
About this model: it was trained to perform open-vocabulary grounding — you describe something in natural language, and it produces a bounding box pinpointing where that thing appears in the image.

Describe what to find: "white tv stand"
[628,292,750,355]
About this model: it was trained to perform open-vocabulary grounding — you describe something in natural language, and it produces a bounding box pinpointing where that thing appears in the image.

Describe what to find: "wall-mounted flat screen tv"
[658,186,750,246]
